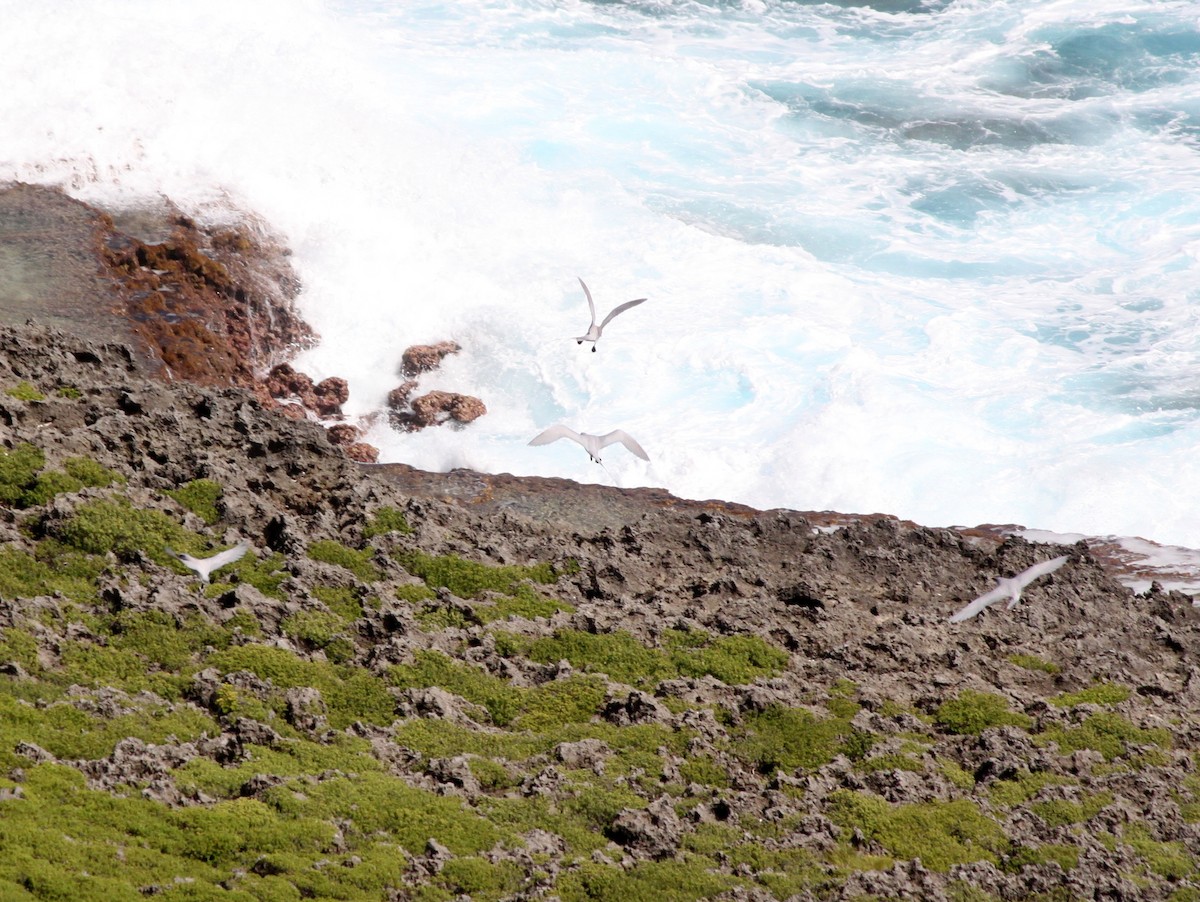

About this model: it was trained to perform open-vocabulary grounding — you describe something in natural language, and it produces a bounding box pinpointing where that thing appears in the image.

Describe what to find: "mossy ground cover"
[0,444,123,509]
[0,762,415,901]
[396,550,577,625]
[732,703,873,774]
[827,790,1010,872]
[497,626,788,689]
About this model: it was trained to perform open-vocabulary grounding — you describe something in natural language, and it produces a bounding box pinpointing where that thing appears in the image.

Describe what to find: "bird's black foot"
[576,340,583,345]
[591,346,597,353]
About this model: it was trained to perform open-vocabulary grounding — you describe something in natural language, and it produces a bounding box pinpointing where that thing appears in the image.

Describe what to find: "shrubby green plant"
[312,584,365,619]
[827,790,1009,872]
[363,505,412,538]
[1029,791,1113,827]
[502,627,787,689]
[732,703,871,774]
[54,496,191,560]
[1124,824,1195,879]
[397,550,559,597]
[1039,712,1171,761]
[166,477,225,525]
[4,380,44,401]
[308,539,382,581]
[934,690,1033,735]
[556,857,736,902]
[1009,653,1061,674]
[206,643,394,728]
[0,445,122,508]
[1050,682,1131,708]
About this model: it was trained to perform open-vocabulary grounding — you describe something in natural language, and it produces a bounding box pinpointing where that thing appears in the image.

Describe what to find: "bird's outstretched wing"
[204,542,250,571]
[528,424,583,448]
[599,297,647,330]
[949,583,1012,623]
[578,278,597,327]
[598,429,649,461]
[167,541,250,582]
[949,555,1071,623]
[1011,555,1069,589]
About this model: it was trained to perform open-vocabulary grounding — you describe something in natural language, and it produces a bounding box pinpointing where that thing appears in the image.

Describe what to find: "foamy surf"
[1,0,1199,558]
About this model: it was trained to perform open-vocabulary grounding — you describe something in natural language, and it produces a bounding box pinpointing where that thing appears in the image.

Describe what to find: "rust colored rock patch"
[385,341,486,434]
[101,209,315,393]
[400,340,461,378]
[390,389,487,432]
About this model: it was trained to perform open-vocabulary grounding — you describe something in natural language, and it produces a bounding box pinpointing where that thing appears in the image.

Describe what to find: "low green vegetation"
[166,477,225,524]
[397,549,562,597]
[312,583,366,619]
[363,505,412,538]
[1038,712,1171,761]
[934,690,1033,735]
[1050,682,1131,708]
[1009,653,1061,674]
[1029,791,1113,827]
[499,627,787,689]
[827,790,1009,872]
[1124,823,1196,880]
[50,496,192,561]
[988,770,1073,808]
[732,703,872,774]
[308,538,383,581]
[282,610,356,663]
[0,444,123,508]
[207,643,395,729]
[1005,843,1080,872]
[4,379,44,401]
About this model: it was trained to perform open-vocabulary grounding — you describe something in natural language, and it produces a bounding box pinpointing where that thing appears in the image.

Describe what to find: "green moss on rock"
[308,539,382,582]
[934,690,1033,735]
[1050,682,1131,708]
[1039,712,1171,761]
[363,505,412,538]
[166,478,225,525]
[827,790,1009,872]
[397,550,559,598]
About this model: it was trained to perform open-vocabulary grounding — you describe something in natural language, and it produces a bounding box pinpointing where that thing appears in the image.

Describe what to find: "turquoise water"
[1,0,1199,544]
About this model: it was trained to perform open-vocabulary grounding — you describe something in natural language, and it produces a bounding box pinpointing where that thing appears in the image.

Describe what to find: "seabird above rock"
[166,541,250,583]
[949,555,1070,623]
[574,277,646,351]
[528,424,649,463]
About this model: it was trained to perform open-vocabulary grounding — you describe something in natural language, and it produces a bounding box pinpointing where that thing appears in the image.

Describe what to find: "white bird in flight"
[528,425,650,463]
[949,555,1070,623]
[166,541,251,583]
[574,278,646,351]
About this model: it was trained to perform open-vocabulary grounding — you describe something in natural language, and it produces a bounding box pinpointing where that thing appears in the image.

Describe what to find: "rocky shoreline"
[2,187,1200,900]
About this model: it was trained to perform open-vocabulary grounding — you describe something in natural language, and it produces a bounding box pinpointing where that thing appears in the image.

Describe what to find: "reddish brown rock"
[343,442,380,463]
[312,377,349,418]
[400,341,461,378]
[387,381,418,412]
[264,363,314,401]
[325,423,361,446]
[277,404,308,421]
[100,205,315,389]
[391,390,487,432]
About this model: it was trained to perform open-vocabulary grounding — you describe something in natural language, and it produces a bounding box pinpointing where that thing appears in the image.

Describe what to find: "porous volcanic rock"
[400,341,461,378]
[390,389,487,432]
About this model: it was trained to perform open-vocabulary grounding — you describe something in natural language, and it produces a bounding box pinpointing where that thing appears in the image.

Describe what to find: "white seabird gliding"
[166,541,251,583]
[949,555,1070,623]
[528,424,650,463]
[574,277,646,351]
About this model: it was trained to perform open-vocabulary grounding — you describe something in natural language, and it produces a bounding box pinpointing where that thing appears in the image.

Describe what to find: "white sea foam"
[2,0,1200,551]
